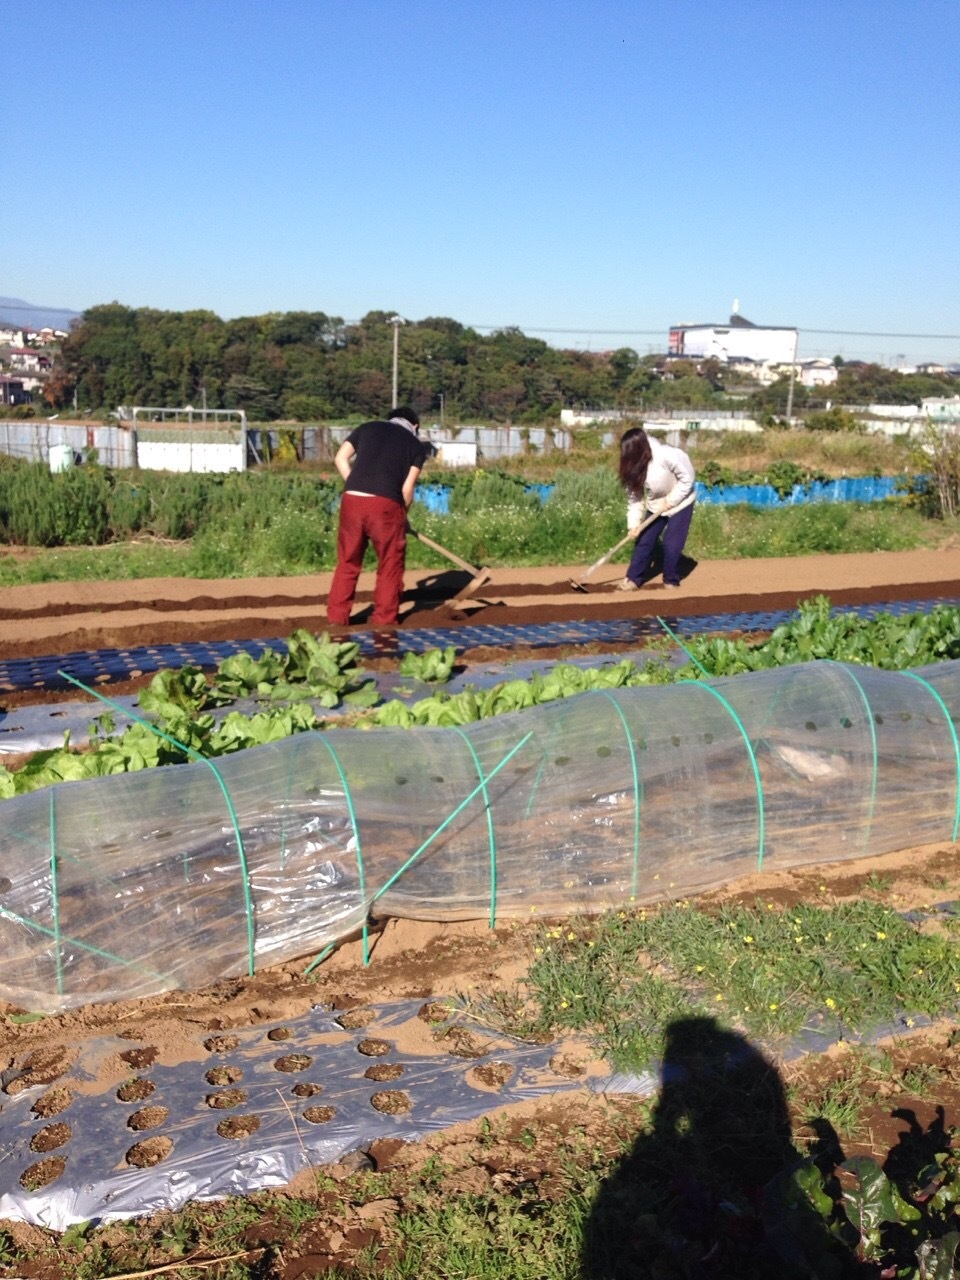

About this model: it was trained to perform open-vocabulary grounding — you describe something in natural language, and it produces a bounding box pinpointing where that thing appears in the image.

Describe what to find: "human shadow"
[637,548,698,588]
[580,1017,853,1279]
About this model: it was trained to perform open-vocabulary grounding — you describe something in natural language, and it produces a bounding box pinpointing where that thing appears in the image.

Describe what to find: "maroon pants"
[326,493,408,626]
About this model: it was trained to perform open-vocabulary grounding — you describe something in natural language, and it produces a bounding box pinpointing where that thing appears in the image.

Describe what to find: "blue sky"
[6,0,959,365]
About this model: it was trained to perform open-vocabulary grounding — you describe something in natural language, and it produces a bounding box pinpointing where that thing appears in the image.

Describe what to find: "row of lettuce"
[3,596,960,799]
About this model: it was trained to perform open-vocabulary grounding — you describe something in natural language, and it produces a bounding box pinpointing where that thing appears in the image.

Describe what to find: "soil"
[3,549,960,1276]
[3,546,960,668]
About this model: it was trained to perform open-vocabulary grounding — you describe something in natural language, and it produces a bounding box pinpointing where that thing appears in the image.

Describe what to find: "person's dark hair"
[619,426,652,493]
[389,405,420,428]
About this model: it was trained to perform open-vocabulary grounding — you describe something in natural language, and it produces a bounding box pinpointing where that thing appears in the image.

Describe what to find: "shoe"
[664,582,681,589]
[615,577,639,591]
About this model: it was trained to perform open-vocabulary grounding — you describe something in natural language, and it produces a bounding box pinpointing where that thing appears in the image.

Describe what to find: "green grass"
[511,898,960,1076]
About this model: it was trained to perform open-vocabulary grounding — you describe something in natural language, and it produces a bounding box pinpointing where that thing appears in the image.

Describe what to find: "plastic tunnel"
[3,658,960,1012]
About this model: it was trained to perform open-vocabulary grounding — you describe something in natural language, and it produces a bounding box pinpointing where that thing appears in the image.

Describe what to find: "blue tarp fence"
[414,475,908,515]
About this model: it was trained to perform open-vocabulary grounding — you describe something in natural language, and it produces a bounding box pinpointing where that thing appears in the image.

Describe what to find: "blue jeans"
[626,504,695,587]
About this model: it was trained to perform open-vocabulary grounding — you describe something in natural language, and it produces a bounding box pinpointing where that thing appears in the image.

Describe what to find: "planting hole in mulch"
[470,1061,515,1089]
[116,1077,155,1102]
[31,1087,72,1118]
[205,1065,243,1086]
[337,1007,376,1029]
[29,1123,71,1153]
[292,1082,323,1097]
[549,1053,587,1078]
[357,1038,391,1058]
[364,1062,405,1082]
[417,1001,453,1023]
[217,1115,261,1140]
[438,1027,485,1059]
[370,1090,411,1115]
[4,1047,69,1094]
[205,1088,247,1109]
[119,1046,158,1069]
[302,1105,337,1124]
[273,1053,312,1073]
[20,1157,66,1191]
[126,1136,173,1167]
[203,1034,240,1054]
[127,1106,169,1131]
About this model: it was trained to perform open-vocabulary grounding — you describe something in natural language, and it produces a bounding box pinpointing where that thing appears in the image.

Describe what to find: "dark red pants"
[326,493,408,626]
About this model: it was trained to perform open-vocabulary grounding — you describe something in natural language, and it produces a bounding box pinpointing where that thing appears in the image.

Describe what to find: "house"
[797,358,838,388]
[669,308,797,366]
[0,375,30,405]
[0,327,24,347]
[8,348,50,373]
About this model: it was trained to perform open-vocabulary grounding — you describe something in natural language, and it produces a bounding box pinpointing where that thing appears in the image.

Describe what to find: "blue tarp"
[414,475,907,514]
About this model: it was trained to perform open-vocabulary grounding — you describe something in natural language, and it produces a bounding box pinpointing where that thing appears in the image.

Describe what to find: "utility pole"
[785,329,799,422]
[390,315,404,406]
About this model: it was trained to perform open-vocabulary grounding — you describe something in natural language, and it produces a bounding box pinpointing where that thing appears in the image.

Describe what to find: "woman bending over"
[617,427,696,591]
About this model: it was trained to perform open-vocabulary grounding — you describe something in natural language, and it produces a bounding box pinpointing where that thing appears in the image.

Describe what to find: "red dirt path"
[3,547,960,664]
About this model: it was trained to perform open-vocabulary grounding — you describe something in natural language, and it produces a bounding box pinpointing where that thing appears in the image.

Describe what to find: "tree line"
[39,303,959,422]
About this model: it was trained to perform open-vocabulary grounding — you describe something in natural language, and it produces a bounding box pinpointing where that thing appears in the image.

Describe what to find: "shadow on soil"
[580,1017,958,1280]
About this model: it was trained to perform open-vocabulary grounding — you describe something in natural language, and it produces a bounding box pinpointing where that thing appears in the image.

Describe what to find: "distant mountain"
[0,296,81,331]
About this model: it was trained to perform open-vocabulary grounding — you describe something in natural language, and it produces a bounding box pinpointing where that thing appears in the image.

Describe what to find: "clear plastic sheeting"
[2,660,960,1012]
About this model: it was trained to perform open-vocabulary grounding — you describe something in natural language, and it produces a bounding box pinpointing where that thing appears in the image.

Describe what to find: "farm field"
[3,549,960,1276]
[5,545,960,665]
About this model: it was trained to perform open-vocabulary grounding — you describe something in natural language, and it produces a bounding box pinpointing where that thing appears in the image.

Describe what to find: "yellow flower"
[876,930,887,940]
[560,1000,569,1009]
[567,932,576,941]
[825,997,836,1009]
[769,1002,778,1011]
[715,994,724,1002]
[695,965,705,973]
[534,947,543,955]
[743,935,754,944]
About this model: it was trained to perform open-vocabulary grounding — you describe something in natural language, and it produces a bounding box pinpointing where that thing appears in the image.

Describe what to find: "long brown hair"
[619,427,652,493]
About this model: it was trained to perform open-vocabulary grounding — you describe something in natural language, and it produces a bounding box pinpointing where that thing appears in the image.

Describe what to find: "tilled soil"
[3,547,960,665]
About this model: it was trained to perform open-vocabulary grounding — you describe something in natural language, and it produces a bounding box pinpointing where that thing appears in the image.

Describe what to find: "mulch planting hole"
[119,1046,158,1069]
[273,1053,312,1073]
[370,1090,411,1115]
[357,1038,391,1058]
[31,1087,72,1118]
[205,1065,243,1086]
[116,1078,155,1102]
[302,1105,337,1124]
[29,1123,71,1153]
[126,1136,173,1168]
[337,1008,376,1029]
[291,1082,323,1097]
[470,1062,515,1089]
[20,1157,66,1191]
[217,1115,261,1140]
[203,1034,240,1054]
[364,1062,405,1082]
[127,1106,169,1131]
[206,1089,247,1109]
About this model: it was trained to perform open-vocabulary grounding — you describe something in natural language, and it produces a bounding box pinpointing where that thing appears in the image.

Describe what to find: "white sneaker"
[615,577,639,591]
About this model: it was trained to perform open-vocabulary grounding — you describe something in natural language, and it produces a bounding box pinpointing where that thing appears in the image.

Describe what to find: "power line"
[3,302,958,343]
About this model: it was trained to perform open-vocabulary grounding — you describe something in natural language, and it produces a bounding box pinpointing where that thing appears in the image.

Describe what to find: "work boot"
[615,577,639,591]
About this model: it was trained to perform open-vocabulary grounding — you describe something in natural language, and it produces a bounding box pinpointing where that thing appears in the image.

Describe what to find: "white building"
[797,358,839,388]
[669,310,797,366]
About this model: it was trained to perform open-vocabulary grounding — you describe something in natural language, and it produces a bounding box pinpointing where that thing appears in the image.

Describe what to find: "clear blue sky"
[6,0,959,365]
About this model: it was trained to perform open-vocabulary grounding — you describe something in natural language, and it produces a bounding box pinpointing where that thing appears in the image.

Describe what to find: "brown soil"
[2,548,960,675]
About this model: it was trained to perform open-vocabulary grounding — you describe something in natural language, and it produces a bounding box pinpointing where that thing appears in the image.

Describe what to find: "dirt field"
[3,549,960,1275]
[3,546,960,663]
